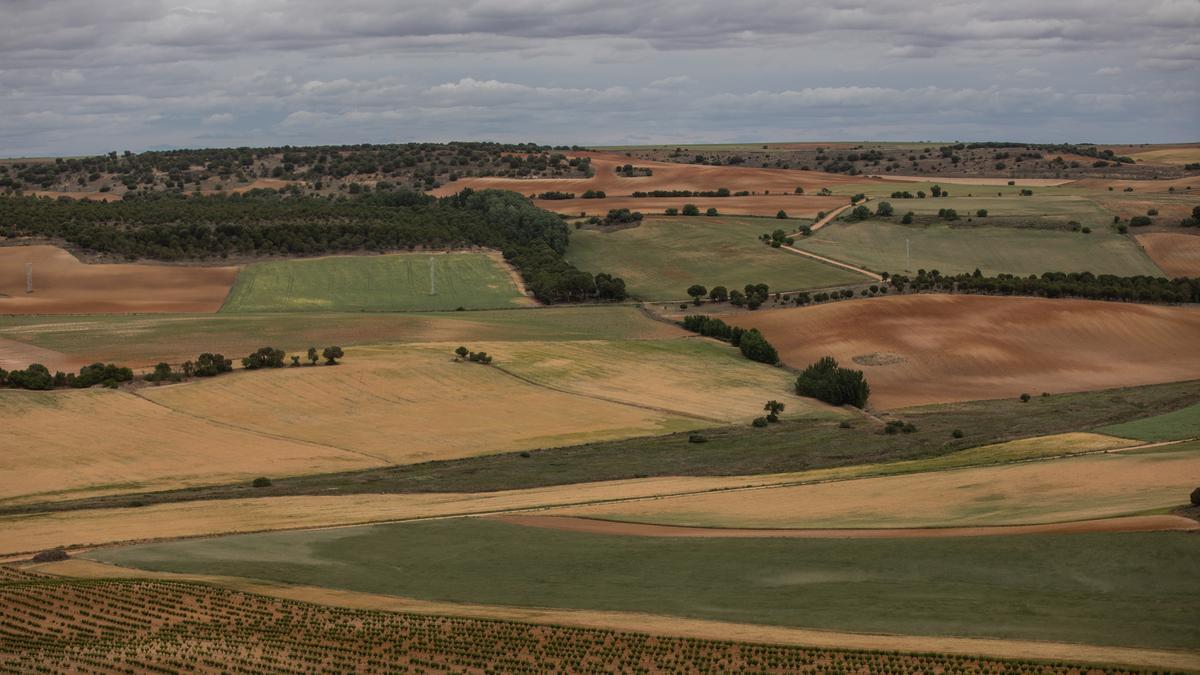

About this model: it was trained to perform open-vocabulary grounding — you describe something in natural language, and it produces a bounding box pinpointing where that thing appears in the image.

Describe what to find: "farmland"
[731,295,1200,408]
[793,220,1162,277]
[548,442,1200,528]
[5,570,1158,674]
[0,245,237,314]
[567,216,865,299]
[221,251,531,312]
[1136,232,1200,277]
[89,519,1200,651]
[1098,402,1200,441]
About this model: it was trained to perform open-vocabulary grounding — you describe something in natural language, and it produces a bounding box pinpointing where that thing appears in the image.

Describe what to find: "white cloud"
[202,112,234,125]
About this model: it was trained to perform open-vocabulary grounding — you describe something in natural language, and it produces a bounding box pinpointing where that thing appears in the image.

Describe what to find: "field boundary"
[31,559,1200,671]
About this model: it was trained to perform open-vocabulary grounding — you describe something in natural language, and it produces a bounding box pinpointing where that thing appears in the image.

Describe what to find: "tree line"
[680,315,778,364]
[0,188,627,304]
[887,269,1200,304]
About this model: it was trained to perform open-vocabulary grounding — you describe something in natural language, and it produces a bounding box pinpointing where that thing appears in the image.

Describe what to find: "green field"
[1098,403,1200,441]
[567,217,865,299]
[91,520,1200,650]
[0,305,677,369]
[793,220,1162,277]
[221,252,528,312]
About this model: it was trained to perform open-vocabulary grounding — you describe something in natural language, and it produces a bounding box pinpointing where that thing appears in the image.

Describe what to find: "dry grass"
[732,295,1200,408]
[0,389,384,504]
[548,443,1200,529]
[0,245,238,314]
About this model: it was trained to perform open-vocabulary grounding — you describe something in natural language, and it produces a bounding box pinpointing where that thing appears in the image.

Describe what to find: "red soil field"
[0,245,238,314]
[731,294,1200,409]
[1136,232,1200,277]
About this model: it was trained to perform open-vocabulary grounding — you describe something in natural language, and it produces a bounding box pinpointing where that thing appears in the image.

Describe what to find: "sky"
[2,0,1198,156]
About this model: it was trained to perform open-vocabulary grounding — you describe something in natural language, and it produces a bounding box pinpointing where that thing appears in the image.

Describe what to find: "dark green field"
[91,519,1200,650]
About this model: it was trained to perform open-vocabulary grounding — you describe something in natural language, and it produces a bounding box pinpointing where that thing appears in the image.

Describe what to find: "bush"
[1192,487,1200,507]
[1020,393,1031,402]
[952,429,964,438]
[738,329,778,364]
[794,356,870,408]
[1129,215,1152,227]
[705,207,719,216]
[252,477,272,488]
[776,210,788,219]
[681,203,700,216]
[838,420,852,429]
[31,548,70,563]
[751,416,769,428]
[976,209,988,217]
[884,420,917,434]
[688,433,708,444]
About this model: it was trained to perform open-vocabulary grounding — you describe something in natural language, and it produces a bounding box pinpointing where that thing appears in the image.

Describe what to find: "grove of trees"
[794,357,870,408]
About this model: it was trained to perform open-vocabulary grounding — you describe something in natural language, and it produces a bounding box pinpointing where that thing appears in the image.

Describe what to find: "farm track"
[488,513,1200,539]
[33,558,1200,671]
[778,245,882,281]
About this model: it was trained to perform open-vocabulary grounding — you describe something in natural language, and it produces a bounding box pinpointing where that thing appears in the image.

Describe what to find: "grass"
[89,519,1200,650]
[11,379,1198,515]
[793,220,1162,276]
[221,252,528,312]
[1097,402,1200,441]
[0,305,680,368]
[566,216,864,300]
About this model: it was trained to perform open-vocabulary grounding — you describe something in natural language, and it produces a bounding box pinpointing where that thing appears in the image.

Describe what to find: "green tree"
[705,207,719,216]
[708,285,728,302]
[686,284,708,304]
[776,209,788,219]
[738,329,778,364]
[794,356,870,408]
[682,203,700,216]
[763,400,785,422]
[455,346,470,359]
[322,346,345,365]
[875,201,894,217]
[307,346,320,365]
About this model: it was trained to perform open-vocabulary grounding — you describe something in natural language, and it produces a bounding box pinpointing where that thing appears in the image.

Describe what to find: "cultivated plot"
[733,295,1200,408]
[221,251,530,312]
[89,519,1200,651]
[567,217,864,299]
[0,245,237,315]
[793,220,1162,277]
[1136,232,1200,277]
[0,389,382,503]
[550,442,1200,529]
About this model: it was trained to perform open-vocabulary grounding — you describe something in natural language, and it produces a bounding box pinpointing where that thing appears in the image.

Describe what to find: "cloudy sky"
[2,0,1198,156]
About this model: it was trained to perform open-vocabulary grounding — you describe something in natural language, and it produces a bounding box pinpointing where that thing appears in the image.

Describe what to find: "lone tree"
[1191,487,1200,507]
[764,400,785,422]
[307,346,320,365]
[455,346,470,359]
[776,209,788,219]
[322,346,344,365]
[687,284,708,304]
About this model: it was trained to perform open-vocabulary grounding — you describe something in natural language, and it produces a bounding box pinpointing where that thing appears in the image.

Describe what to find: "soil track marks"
[1136,232,1200,277]
[733,295,1200,408]
[0,245,238,314]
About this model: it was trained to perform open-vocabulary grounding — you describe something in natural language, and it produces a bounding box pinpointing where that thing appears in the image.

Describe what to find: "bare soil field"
[0,245,238,314]
[492,514,1198,538]
[0,336,73,371]
[1136,232,1200,277]
[877,175,1074,187]
[731,295,1200,408]
[0,389,384,504]
[430,151,877,217]
[546,444,1200,529]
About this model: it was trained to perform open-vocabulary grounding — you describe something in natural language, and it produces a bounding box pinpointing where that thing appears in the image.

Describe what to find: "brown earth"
[876,175,1074,187]
[1136,232,1200,277]
[431,151,876,217]
[0,245,238,314]
[731,294,1200,409]
[491,514,1199,538]
[0,336,75,371]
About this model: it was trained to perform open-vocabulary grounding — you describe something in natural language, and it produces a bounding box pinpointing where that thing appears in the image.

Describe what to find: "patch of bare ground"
[0,245,238,314]
[732,294,1200,409]
[29,559,1200,671]
[1136,232,1200,277]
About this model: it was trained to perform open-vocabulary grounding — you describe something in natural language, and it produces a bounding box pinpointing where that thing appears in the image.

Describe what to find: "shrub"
[688,433,708,444]
[976,209,988,218]
[1192,487,1200,507]
[1019,393,1031,402]
[794,356,870,408]
[952,429,964,438]
[252,477,272,488]
[901,212,914,224]
[1147,208,1158,216]
[1129,215,1152,227]
[776,209,788,219]
[682,203,700,216]
[751,416,769,428]
[738,329,778,364]
[884,420,917,434]
[705,207,719,216]
[31,548,70,563]
[838,420,852,429]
